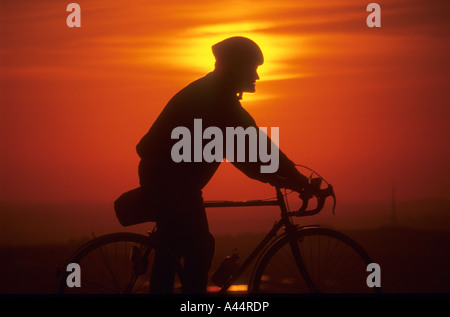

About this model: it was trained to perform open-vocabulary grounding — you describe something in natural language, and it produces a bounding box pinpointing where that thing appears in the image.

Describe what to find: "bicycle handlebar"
[288,181,336,217]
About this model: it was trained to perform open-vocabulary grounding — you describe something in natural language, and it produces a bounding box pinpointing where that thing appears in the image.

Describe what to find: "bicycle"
[56,165,380,294]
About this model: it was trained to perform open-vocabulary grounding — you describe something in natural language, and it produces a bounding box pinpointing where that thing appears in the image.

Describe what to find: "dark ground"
[0,226,449,294]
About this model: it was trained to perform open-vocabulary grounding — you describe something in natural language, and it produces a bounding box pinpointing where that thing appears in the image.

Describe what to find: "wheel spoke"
[56,233,184,294]
[252,228,376,294]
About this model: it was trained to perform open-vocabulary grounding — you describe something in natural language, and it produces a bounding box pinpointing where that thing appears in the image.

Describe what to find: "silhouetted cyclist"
[136,37,312,294]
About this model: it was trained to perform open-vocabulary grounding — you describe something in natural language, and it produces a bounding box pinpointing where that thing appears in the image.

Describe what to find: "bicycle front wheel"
[56,232,181,294]
[250,227,379,294]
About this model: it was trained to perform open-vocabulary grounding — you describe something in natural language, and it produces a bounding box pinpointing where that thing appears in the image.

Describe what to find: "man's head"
[212,37,264,95]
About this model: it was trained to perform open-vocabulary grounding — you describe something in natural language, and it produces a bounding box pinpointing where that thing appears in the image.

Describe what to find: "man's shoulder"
[167,73,232,110]
[175,73,215,96]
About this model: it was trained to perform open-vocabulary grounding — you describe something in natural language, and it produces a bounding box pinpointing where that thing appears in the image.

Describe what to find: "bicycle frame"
[204,186,316,293]
[57,170,382,295]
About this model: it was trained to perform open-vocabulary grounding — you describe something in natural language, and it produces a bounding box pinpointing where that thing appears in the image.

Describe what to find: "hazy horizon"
[1,197,449,247]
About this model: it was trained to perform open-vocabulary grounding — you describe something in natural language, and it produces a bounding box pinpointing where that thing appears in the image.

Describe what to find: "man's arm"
[227,105,310,192]
[231,137,310,191]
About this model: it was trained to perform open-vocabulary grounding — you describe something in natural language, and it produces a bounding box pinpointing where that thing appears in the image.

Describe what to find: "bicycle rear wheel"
[250,227,380,294]
[56,232,182,294]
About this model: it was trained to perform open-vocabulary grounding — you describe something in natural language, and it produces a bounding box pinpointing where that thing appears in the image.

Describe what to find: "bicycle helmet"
[212,36,264,67]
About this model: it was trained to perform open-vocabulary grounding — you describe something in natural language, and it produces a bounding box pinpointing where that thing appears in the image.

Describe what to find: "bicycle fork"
[286,226,319,293]
[275,186,319,293]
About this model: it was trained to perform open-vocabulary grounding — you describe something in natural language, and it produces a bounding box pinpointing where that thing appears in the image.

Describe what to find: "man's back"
[136,72,254,191]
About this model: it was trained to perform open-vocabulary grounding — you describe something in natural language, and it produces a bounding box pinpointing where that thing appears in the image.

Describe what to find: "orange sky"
[1,0,449,206]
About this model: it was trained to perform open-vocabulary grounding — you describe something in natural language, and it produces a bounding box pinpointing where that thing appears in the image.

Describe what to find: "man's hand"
[298,177,322,197]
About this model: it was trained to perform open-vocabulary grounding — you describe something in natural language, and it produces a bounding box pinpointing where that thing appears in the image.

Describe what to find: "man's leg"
[149,190,215,294]
[181,232,215,294]
[149,244,179,294]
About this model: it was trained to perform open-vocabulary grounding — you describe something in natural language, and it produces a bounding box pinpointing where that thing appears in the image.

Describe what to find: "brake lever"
[296,184,335,216]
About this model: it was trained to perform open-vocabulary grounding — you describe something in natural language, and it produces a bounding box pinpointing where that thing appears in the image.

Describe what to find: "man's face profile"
[239,65,260,93]
[227,63,260,93]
